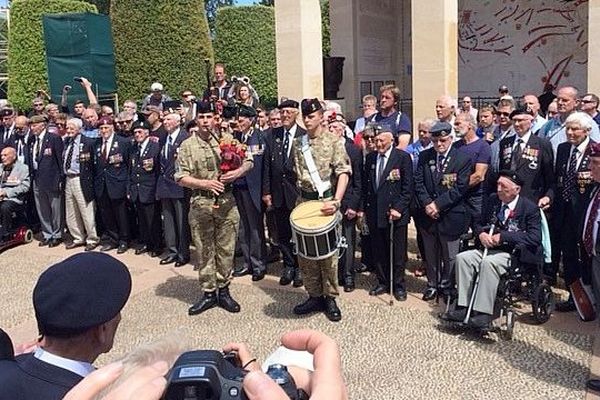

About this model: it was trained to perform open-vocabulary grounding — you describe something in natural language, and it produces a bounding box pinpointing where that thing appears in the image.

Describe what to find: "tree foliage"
[321,0,330,56]
[8,0,97,110]
[214,5,277,107]
[111,0,214,102]
[205,0,235,37]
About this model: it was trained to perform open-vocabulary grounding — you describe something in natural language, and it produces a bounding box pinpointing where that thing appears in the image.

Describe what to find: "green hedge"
[111,0,213,103]
[86,0,110,14]
[8,0,97,111]
[214,5,277,107]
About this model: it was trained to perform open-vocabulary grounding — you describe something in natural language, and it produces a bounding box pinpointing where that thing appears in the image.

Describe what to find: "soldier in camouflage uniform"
[175,101,253,316]
[291,98,351,322]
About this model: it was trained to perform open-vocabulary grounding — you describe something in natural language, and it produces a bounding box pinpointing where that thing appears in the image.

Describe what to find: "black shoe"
[135,245,148,255]
[188,291,217,316]
[555,297,576,312]
[85,243,98,252]
[369,284,388,296]
[217,286,240,313]
[441,307,467,322]
[293,296,324,315]
[38,239,49,247]
[175,258,190,268]
[149,250,161,258]
[266,250,281,264]
[48,238,62,248]
[65,242,84,250]
[323,296,342,322]
[100,242,117,252]
[587,379,600,392]
[393,287,407,301]
[232,265,251,277]
[469,313,493,330]
[117,243,128,254]
[252,269,266,281]
[343,278,355,293]
[292,269,303,288]
[279,267,295,286]
[422,287,437,301]
[354,263,369,273]
[160,255,177,265]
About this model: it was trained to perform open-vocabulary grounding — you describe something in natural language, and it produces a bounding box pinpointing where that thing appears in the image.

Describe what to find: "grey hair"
[66,118,83,130]
[565,111,595,131]
[418,118,437,131]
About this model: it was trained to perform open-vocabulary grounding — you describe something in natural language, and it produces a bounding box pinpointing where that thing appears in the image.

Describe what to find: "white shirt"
[376,145,393,186]
[284,124,297,159]
[583,187,600,256]
[532,114,547,133]
[34,347,95,378]
[138,137,149,156]
[102,133,114,158]
[32,131,46,170]
[568,137,590,171]
[513,131,531,151]
[165,128,179,157]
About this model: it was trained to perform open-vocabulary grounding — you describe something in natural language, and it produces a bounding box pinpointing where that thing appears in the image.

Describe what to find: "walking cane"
[463,222,496,324]
[389,218,394,306]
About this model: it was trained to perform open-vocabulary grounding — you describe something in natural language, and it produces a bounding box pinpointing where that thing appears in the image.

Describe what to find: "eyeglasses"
[33,103,43,107]
[497,112,511,117]
[56,123,66,127]
[581,100,597,104]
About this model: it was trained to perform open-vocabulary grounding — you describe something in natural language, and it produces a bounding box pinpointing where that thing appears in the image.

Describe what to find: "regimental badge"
[44,148,52,156]
[79,152,90,162]
[109,153,123,165]
[522,146,539,170]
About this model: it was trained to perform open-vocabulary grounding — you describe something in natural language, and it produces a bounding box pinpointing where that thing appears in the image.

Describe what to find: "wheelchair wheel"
[24,229,33,243]
[532,283,554,324]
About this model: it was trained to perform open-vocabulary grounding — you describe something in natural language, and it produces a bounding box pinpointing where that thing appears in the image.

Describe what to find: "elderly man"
[523,93,547,133]
[435,95,457,138]
[539,86,600,155]
[0,108,15,148]
[262,99,304,286]
[580,93,600,128]
[459,96,478,121]
[0,253,131,400]
[63,118,98,251]
[444,170,542,329]
[28,115,64,247]
[0,147,30,239]
[363,125,413,300]
[414,122,472,300]
[373,85,412,149]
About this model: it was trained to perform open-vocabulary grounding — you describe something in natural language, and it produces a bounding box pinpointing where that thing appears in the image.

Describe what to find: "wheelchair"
[0,205,33,253]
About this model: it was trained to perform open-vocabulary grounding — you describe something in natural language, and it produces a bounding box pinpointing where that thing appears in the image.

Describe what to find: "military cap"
[142,105,162,115]
[33,253,132,337]
[375,124,394,135]
[222,105,237,120]
[278,99,299,109]
[301,98,323,116]
[97,116,114,126]
[0,108,14,117]
[30,114,48,124]
[237,104,257,118]
[131,120,151,131]
[499,85,509,93]
[430,121,453,137]
[509,105,533,119]
[498,169,524,186]
[590,141,600,158]
[196,100,215,114]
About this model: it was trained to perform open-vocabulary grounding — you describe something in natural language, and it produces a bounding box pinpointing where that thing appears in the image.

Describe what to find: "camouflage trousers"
[189,193,239,292]
[298,254,340,298]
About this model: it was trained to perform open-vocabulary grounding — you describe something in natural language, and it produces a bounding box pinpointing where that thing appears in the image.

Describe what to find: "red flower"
[507,209,515,220]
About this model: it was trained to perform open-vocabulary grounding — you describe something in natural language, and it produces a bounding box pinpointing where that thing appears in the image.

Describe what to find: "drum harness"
[297,134,347,257]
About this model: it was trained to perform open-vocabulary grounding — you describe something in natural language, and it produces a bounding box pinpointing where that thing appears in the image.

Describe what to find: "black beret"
[590,142,600,158]
[498,169,524,186]
[131,120,151,131]
[237,104,257,118]
[196,100,214,114]
[0,108,14,118]
[33,253,132,338]
[222,105,237,120]
[278,99,299,109]
[301,98,323,116]
[430,121,453,137]
[509,105,533,119]
[30,115,48,124]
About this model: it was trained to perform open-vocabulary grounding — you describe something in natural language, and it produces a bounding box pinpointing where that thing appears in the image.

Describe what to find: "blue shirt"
[371,110,412,139]
[406,140,432,171]
[81,128,99,139]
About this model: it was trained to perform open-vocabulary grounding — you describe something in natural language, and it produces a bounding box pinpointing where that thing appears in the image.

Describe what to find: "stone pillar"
[588,0,600,94]
[275,0,323,102]
[411,0,457,133]
[329,0,356,118]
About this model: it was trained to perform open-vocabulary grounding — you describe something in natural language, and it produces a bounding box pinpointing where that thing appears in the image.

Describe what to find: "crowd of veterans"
[1,64,600,330]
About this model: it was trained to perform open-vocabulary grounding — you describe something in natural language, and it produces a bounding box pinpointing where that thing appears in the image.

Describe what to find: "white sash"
[300,134,331,198]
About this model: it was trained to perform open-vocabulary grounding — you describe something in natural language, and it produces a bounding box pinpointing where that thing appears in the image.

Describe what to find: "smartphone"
[73,77,83,83]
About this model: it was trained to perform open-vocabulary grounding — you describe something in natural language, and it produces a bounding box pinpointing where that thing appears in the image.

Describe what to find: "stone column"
[411,0,458,133]
[588,0,600,94]
[275,0,323,101]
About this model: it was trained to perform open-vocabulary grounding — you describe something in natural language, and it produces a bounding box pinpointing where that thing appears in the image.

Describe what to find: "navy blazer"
[363,147,413,229]
[262,125,304,210]
[476,193,542,265]
[27,131,64,192]
[129,140,160,204]
[63,135,96,203]
[498,133,555,203]
[93,134,131,200]
[235,128,263,211]
[0,354,83,400]
[342,139,363,212]
[156,129,189,200]
[414,146,472,239]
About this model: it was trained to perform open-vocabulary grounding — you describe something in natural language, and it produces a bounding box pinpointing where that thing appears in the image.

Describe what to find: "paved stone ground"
[2,241,600,400]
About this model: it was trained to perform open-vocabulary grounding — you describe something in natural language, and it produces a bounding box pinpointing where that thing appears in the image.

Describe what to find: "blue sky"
[236,0,256,5]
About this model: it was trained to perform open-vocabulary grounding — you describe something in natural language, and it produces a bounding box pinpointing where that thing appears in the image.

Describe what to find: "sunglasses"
[581,100,597,104]
[56,123,66,127]
[497,112,511,117]
[33,103,43,107]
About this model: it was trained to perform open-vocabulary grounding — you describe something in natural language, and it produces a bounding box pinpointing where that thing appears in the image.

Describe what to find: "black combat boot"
[292,268,303,288]
[293,296,324,315]
[323,296,342,322]
[188,291,217,316]
[218,285,241,313]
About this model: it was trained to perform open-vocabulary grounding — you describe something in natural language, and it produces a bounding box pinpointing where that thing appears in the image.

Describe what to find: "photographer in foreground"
[63,329,347,400]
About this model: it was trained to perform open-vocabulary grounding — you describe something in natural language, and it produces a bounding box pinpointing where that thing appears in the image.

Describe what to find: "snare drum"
[290,200,342,260]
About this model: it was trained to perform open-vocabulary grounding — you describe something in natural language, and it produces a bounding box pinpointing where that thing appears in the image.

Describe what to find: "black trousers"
[97,191,130,245]
[0,200,21,238]
[371,222,408,288]
[273,205,297,269]
[161,197,190,260]
[557,205,590,286]
[135,200,161,251]
[338,216,356,281]
[233,187,266,272]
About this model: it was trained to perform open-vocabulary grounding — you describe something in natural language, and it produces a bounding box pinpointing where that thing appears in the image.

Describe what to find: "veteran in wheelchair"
[441,170,550,335]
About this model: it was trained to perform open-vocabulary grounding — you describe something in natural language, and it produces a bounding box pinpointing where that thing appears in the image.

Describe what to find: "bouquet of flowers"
[213,137,247,208]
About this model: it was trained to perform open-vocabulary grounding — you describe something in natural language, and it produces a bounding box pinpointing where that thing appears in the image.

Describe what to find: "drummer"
[291,98,351,322]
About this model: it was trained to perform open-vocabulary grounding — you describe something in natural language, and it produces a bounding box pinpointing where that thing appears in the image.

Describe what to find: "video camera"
[163,350,307,400]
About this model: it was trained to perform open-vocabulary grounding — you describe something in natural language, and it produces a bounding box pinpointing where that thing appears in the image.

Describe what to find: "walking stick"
[389,218,394,306]
[463,222,496,324]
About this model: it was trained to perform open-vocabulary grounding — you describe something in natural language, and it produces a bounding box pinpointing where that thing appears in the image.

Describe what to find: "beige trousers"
[65,176,99,245]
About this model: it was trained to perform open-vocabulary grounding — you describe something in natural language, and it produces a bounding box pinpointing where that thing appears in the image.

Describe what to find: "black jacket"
[93,134,131,200]
[27,131,64,192]
[129,139,160,204]
[342,139,363,213]
[156,129,189,200]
